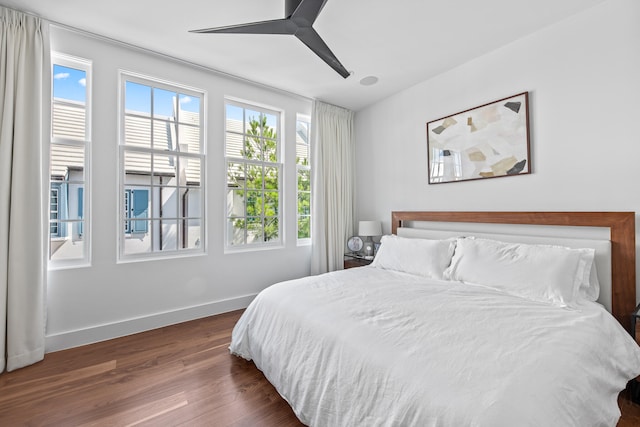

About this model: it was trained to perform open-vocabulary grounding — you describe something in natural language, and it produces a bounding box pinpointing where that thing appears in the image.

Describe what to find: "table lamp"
[359,220,382,260]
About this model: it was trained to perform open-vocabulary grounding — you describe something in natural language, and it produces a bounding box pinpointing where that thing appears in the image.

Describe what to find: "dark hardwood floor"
[0,310,303,426]
[618,393,640,427]
[1,309,639,426]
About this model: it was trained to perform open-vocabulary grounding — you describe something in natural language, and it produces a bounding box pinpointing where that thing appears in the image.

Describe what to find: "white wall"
[46,26,312,351]
[355,0,640,295]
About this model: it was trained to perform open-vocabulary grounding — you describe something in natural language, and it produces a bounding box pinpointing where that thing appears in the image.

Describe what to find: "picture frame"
[426,92,530,184]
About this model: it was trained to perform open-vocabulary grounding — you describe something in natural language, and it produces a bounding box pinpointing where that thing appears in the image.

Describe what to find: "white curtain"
[0,7,47,372]
[310,101,355,274]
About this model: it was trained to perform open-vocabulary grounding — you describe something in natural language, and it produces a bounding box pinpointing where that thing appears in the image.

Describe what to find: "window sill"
[48,260,91,271]
[117,249,207,264]
[224,243,284,255]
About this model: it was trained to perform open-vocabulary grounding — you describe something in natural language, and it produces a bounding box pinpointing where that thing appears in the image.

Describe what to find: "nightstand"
[344,253,373,269]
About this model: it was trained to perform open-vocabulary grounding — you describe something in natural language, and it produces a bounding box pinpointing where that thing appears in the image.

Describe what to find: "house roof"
[51,99,202,185]
[52,99,308,184]
[51,101,85,179]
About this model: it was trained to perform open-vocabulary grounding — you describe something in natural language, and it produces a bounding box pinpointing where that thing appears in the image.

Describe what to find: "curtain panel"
[0,7,47,371]
[310,101,355,275]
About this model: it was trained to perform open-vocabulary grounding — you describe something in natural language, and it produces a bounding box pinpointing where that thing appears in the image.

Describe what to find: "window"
[296,116,311,242]
[119,73,205,260]
[49,53,91,266]
[225,100,282,248]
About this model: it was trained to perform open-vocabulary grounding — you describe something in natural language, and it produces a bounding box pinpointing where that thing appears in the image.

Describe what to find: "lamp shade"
[358,220,382,237]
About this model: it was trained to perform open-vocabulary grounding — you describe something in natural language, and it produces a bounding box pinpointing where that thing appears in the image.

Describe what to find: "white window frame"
[296,114,311,245]
[224,98,283,251]
[48,53,92,269]
[117,71,206,262]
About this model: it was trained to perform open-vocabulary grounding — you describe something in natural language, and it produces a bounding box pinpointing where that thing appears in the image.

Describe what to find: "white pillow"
[372,235,456,279]
[578,254,600,301]
[443,237,594,306]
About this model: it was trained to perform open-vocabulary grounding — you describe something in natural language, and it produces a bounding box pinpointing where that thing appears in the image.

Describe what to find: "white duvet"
[230,267,640,427]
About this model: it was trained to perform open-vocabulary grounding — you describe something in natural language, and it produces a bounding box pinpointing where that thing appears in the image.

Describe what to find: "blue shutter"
[132,189,149,233]
[77,187,84,236]
[59,183,68,237]
[124,190,131,233]
[50,184,61,237]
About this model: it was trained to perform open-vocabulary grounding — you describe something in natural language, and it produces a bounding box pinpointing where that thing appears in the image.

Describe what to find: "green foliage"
[242,114,278,163]
[226,114,313,243]
[228,114,280,243]
[298,215,310,239]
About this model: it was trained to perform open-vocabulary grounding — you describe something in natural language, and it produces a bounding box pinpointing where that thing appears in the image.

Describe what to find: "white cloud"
[54,72,70,80]
[78,78,86,87]
[179,96,192,104]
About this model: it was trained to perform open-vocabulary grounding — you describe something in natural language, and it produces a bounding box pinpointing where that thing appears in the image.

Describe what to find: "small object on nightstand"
[347,236,364,254]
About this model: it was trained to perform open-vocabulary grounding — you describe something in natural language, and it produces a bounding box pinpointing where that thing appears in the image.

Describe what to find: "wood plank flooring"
[0,310,302,426]
[1,309,640,426]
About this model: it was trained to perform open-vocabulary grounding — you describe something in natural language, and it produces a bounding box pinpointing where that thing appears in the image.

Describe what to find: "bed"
[230,211,640,426]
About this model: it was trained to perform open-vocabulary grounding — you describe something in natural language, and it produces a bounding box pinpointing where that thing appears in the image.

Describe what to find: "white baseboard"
[45,293,257,353]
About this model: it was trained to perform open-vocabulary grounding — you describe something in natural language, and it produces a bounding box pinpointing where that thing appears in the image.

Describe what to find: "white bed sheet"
[230,267,640,427]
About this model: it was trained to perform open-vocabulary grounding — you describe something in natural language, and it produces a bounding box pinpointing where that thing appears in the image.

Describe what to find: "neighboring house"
[50,99,86,259]
[50,98,202,258]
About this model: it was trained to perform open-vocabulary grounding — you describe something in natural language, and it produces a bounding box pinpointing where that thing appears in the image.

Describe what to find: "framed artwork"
[426,92,530,184]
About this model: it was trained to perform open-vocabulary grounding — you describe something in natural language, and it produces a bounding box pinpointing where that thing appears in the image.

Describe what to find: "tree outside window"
[226,102,282,247]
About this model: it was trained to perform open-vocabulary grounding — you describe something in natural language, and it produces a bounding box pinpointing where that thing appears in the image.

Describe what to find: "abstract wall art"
[426,92,531,184]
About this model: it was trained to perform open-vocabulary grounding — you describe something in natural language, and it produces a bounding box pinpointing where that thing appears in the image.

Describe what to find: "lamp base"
[363,237,375,260]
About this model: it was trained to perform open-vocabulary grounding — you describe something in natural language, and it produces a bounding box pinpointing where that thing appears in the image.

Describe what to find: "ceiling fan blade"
[190,18,295,35]
[191,0,349,79]
[294,27,350,78]
[291,0,328,26]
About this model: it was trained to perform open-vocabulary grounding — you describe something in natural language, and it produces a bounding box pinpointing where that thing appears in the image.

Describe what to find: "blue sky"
[125,81,200,116]
[53,64,200,116]
[53,64,86,103]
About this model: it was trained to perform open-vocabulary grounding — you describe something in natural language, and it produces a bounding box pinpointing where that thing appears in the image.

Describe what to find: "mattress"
[230,266,640,427]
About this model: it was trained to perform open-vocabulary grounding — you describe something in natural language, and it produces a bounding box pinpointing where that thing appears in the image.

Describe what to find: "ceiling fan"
[190,0,350,79]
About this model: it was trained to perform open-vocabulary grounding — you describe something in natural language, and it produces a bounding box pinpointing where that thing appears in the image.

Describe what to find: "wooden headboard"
[391,211,636,332]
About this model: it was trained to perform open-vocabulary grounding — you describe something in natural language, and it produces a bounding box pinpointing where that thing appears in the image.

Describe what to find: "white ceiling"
[3,0,604,111]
